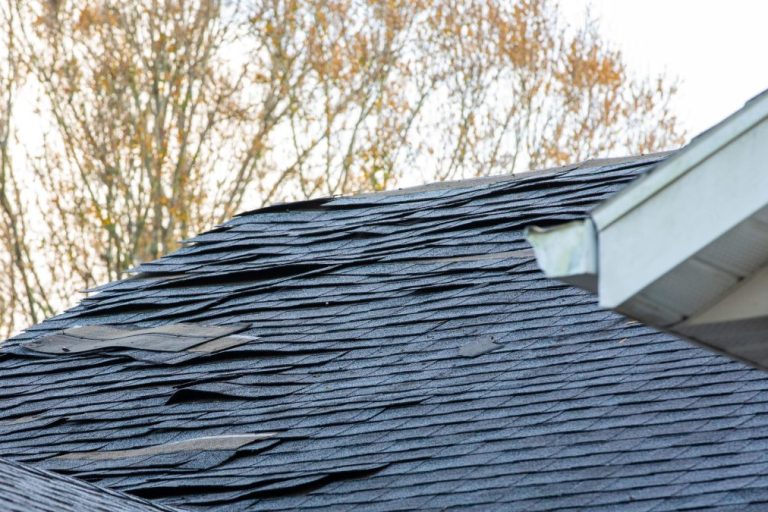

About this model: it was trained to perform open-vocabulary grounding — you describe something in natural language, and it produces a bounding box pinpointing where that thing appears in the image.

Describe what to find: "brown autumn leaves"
[0,0,684,336]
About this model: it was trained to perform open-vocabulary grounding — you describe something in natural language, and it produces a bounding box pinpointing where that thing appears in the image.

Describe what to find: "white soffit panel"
[684,265,768,326]
[636,257,739,325]
[696,212,768,277]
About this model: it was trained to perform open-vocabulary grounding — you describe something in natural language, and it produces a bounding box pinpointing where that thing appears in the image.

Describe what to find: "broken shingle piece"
[55,433,277,461]
[459,337,502,357]
[21,323,251,354]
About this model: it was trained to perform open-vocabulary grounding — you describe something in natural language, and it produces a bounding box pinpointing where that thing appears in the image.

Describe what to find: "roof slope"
[0,457,179,512]
[4,153,768,511]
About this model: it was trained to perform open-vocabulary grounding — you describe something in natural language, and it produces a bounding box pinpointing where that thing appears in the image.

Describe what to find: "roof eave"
[592,89,768,230]
[526,89,768,369]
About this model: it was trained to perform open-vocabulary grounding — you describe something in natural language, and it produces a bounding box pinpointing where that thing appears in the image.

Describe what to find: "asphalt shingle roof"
[3,152,768,511]
[0,457,179,512]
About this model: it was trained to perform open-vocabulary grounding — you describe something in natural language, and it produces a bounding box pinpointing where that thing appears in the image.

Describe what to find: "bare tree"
[0,0,56,337]
[0,0,684,335]
[235,0,684,196]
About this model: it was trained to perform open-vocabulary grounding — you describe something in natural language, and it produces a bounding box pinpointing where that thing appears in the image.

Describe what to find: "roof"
[0,457,179,512]
[4,153,768,511]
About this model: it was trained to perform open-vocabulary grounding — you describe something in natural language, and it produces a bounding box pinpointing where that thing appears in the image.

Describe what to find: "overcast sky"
[561,0,768,139]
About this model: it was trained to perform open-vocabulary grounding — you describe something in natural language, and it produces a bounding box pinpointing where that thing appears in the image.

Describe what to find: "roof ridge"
[255,151,675,209]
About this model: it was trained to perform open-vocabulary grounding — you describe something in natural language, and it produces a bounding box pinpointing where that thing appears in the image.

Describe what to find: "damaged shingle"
[21,323,251,354]
[56,434,276,461]
[459,337,502,357]
[6,154,768,512]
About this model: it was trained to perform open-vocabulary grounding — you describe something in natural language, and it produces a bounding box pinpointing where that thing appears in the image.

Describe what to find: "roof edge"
[593,89,768,230]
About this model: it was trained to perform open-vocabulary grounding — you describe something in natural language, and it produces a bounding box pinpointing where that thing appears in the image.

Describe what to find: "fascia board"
[597,117,768,309]
[593,89,768,231]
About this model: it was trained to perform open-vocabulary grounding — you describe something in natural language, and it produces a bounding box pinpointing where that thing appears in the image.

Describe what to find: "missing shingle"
[165,388,243,405]
[61,324,242,340]
[459,337,502,357]
[21,323,252,355]
[0,414,42,426]
[55,433,277,460]
[419,249,535,265]
[244,464,390,500]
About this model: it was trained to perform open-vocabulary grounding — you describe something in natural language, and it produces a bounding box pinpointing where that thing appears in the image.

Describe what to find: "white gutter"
[526,89,768,370]
[525,220,598,293]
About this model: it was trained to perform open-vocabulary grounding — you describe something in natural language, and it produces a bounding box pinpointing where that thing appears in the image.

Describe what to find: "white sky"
[560,0,768,138]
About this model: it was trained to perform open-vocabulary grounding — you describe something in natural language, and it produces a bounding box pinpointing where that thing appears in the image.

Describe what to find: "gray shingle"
[0,457,178,511]
[5,153,768,511]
